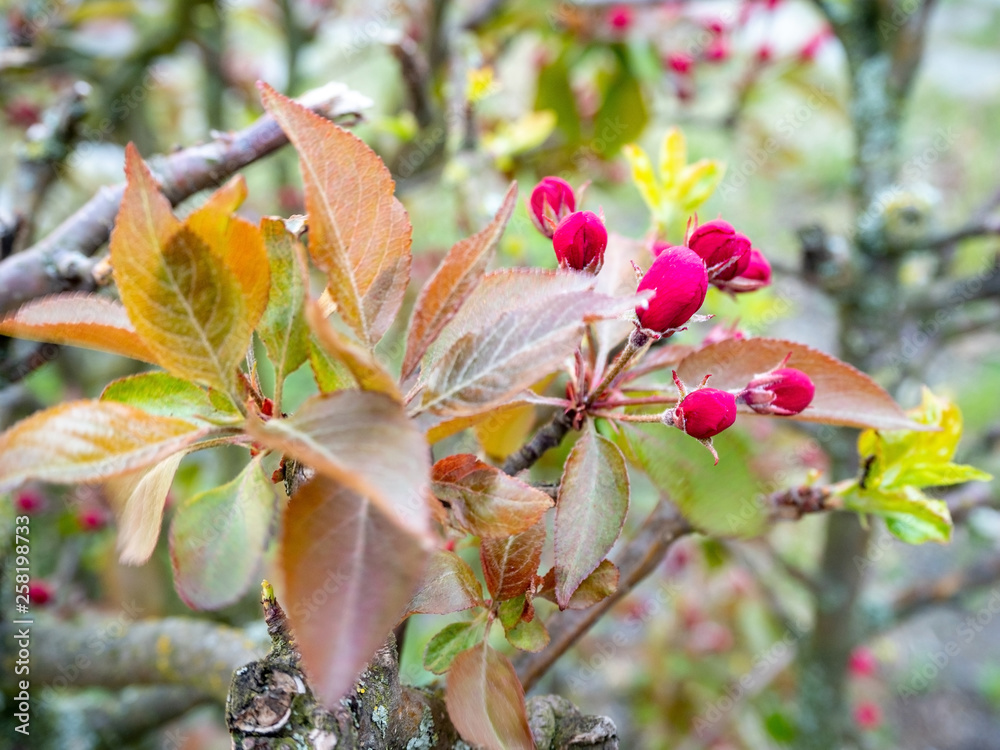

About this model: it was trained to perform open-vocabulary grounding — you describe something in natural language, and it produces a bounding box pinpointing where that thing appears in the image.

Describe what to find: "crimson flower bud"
[688,220,751,281]
[529,177,576,238]
[739,366,815,416]
[28,580,52,606]
[667,52,694,75]
[853,702,882,731]
[674,388,737,439]
[848,647,878,678]
[635,246,708,334]
[607,4,632,30]
[553,211,607,273]
[741,248,771,285]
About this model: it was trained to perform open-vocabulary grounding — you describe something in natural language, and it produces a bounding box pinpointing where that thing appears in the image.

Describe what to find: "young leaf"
[617,422,766,537]
[538,559,620,610]
[106,452,186,565]
[257,218,311,406]
[446,641,535,750]
[480,522,545,601]
[405,549,484,617]
[305,300,401,400]
[431,454,553,538]
[675,338,929,431]
[308,335,356,392]
[101,372,241,426]
[424,619,486,675]
[554,427,629,609]
[281,474,429,707]
[402,182,517,380]
[259,83,412,348]
[504,611,549,653]
[846,485,952,544]
[110,145,265,393]
[0,293,156,363]
[246,390,430,537]
[417,282,638,418]
[169,457,277,609]
[0,400,208,493]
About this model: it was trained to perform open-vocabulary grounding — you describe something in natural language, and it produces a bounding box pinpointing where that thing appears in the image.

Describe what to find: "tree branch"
[502,409,576,476]
[887,550,1000,625]
[0,81,372,316]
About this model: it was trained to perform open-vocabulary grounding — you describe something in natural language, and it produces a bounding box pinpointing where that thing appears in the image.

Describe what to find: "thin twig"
[501,409,576,476]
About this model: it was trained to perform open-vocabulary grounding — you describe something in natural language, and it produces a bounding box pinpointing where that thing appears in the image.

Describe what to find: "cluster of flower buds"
[686,219,772,293]
[664,358,816,461]
[737,355,815,416]
[529,178,608,274]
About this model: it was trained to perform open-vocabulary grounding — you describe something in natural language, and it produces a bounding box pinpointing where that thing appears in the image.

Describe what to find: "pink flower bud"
[666,52,694,75]
[674,388,737,439]
[28,580,53,606]
[635,246,708,334]
[741,248,771,285]
[14,488,46,514]
[607,4,633,30]
[705,37,730,63]
[552,211,607,273]
[77,506,108,532]
[800,28,831,62]
[688,220,751,281]
[529,177,576,238]
[848,646,878,678]
[702,324,746,346]
[740,366,815,416]
[756,44,774,64]
[853,701,882,731]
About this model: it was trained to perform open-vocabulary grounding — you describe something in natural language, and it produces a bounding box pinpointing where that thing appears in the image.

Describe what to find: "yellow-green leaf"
[0,400,207,493]
[101,371,241,426]
[622,143,660,212]
[659,127,686,191]
[106,452,186,565]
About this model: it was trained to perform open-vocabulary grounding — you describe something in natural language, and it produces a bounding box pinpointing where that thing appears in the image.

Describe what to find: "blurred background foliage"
[2,0,1000,747]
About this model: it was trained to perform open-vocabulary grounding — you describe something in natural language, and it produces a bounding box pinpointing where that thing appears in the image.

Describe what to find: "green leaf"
[101,372,241,426]
[424,619,486,675]
[445,641,534,750]
[538,559,619,610]
[593,48,647,157]
[406,550,484,617]
[431,454,553,539]
[169,457,276,609]
[846,486,952,545]
[308,335,355,393]
[504,612,549,653]
[554,425,629,609]
[258,218,311,407]
[534,50,581,145]
[617,422,765,536]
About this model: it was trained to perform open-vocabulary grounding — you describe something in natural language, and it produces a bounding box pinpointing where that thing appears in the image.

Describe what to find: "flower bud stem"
[585,328,651,408]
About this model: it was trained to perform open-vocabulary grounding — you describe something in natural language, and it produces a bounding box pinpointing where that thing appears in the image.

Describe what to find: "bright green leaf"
[424,620,485,675]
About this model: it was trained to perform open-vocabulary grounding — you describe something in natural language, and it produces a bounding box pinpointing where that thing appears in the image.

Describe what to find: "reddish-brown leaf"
[281,474,429,708]
[538,559,619,610]
[405,549,484,617]
[402,183,518,380]
[480,522,545,602]
[259,83,411,348]
[446,641,535,750]
[0,293,157,363]
[0,400,207,493]
[432,454,553,538]
[675,338,930,431]
[246,390,430,537]
[554,427,629,609]
[416,274,640,418]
